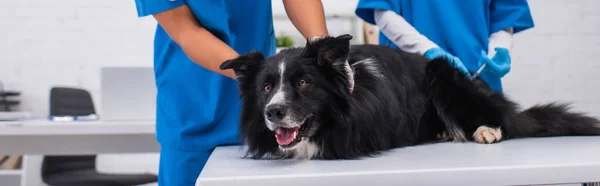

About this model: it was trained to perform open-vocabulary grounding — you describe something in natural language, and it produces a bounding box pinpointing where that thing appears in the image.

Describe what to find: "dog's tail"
[503,103,600,138]
[424,57,600,140]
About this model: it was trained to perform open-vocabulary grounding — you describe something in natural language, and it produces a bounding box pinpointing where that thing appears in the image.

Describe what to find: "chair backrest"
[49,87,95,116]
[43,87,97,176]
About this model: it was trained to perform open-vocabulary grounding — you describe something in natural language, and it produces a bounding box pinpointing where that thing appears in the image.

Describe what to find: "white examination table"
[196,137,600,186]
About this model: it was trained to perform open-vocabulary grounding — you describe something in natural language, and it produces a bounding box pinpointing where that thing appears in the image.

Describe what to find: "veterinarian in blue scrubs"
[355,0,534,92]
[133,0,328,185]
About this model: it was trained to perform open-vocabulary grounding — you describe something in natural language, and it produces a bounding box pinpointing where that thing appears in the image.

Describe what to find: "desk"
[0,119,158,155]
[196,137,600,186]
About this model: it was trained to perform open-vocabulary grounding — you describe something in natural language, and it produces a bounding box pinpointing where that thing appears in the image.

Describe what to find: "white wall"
[0,1,161,184]
[0,0,363,183]
[0,0,599,184]
[0,1,158,116]
[503,0,600,116]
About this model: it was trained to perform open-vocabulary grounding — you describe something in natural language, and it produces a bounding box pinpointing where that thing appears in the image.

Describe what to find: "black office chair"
[42,87,158,186]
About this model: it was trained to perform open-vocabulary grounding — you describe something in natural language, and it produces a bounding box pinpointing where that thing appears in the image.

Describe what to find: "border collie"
[220,34,600,160]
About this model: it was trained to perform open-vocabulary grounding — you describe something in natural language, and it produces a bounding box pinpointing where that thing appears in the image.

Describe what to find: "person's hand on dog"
[424,48,472,79]
[478,47,511,78]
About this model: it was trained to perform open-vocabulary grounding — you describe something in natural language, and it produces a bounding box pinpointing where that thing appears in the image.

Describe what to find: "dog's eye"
[298,79,308,87]
[263,85,272,93]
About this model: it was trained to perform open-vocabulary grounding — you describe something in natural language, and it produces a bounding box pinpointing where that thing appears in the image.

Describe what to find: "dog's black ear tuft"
[220,51,265,76]
[335,34,353,41]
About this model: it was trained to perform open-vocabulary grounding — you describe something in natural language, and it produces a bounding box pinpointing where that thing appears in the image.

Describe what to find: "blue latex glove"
[477,47,511,78]
[424,48,472,79]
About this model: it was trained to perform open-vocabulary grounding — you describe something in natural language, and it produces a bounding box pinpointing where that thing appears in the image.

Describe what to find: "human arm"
[373,9,471,78]
[488,0,534,56]
[477,0,534,78]
[487,27,513,57]
[475,28,513,78]
[283,0,329,39]
[152,5,238,79]
[373,9,438,55]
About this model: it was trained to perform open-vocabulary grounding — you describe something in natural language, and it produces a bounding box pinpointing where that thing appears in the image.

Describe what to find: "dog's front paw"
[473,126,502,144]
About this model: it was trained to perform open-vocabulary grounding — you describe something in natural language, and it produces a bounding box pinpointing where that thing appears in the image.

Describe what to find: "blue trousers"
[158,147,212,186]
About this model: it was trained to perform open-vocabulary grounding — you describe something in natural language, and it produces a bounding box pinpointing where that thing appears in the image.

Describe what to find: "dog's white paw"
[473,126,502,144]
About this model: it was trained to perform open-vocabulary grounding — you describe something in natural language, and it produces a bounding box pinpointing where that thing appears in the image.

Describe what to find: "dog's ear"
[318,34,353,66]
[303,34,356,94]
[220,51,264,77]
[303,34,353,66]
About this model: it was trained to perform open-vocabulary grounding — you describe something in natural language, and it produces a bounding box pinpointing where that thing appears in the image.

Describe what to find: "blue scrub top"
[135,0,276,151]
[356,0,534,92]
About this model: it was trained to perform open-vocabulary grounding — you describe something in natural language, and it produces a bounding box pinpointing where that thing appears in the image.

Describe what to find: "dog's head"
[220,34,355,158]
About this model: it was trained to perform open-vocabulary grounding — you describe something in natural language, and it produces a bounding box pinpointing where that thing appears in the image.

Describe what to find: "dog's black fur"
[220,34,600,160]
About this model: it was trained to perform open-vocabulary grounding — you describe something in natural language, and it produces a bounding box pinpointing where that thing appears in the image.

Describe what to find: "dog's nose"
[265,104,287,122]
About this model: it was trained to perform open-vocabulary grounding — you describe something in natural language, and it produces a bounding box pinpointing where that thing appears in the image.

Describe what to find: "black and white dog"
[220,34,600,160]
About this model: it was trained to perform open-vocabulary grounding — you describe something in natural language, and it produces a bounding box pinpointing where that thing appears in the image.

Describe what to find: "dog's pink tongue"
[275,127,299,145]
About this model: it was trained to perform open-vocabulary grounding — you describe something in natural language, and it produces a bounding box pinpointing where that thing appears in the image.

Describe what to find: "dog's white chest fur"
[286,140,320,159]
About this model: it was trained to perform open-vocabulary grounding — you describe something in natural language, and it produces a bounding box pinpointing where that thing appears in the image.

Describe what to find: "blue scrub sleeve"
[489,0,535,34]
[355,0,399,25]
[135,0,187,17]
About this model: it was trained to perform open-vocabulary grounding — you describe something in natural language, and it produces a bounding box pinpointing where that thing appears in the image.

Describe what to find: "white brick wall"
[0,0,599,184]
[0,0,158,116]
[0,0,161,184]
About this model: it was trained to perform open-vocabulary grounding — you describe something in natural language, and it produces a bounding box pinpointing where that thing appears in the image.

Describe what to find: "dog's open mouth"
[274,116,314,148]
[275,126,300,146]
